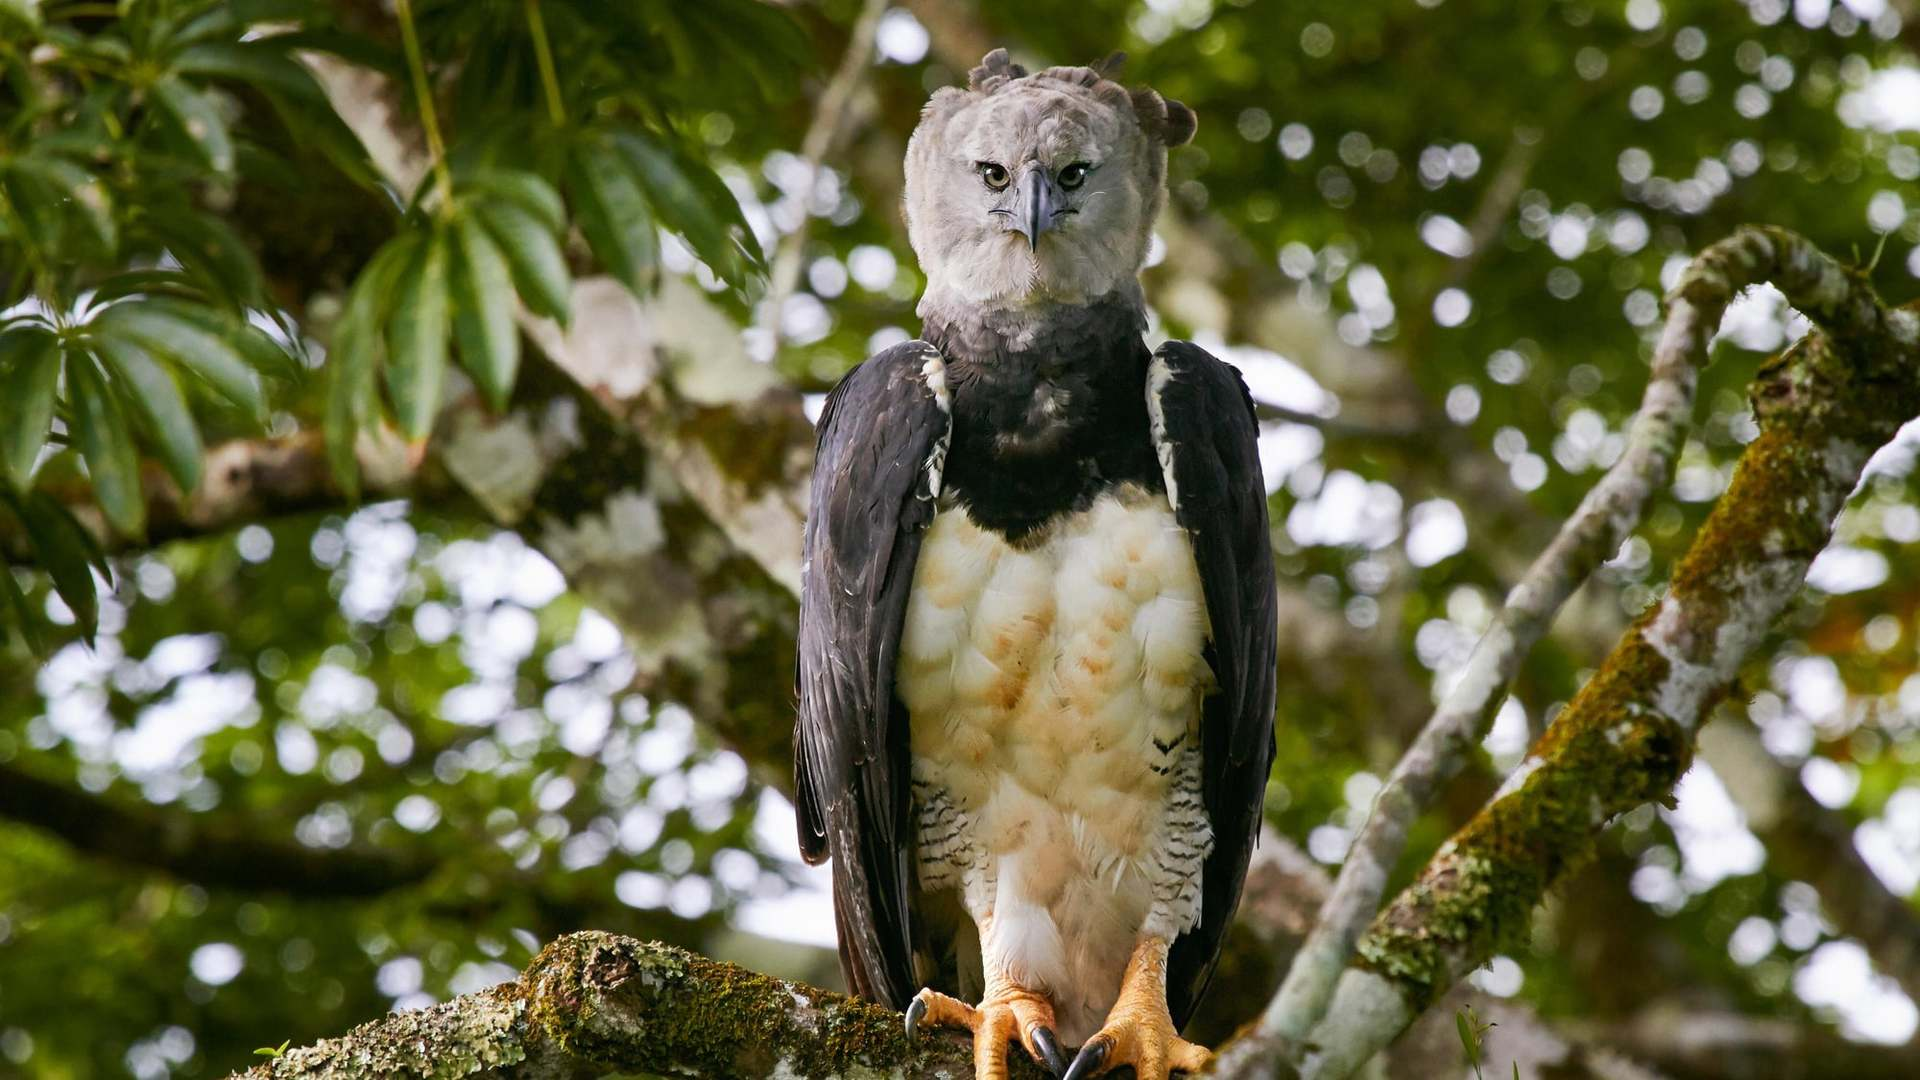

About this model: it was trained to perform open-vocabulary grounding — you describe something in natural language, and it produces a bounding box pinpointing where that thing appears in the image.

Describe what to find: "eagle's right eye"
[978,162,1010,190]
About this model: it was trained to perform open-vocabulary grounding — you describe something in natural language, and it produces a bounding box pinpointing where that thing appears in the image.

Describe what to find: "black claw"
[1032,1026,1069,1077]
[904,996,927,1041]
[1061,1036,1112,1080]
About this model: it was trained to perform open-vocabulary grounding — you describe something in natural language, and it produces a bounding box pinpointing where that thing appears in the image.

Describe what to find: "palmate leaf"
[477,200,571,324]
[141,205,267,307]
[0,328,62,490]
[172,37,380,190]
[93,302,267,421]
[64,346,145,538]
[567,139,657,297]
[6,154,115,259]
[461,168,565,233]
[91,334,204,493]
[611,131,757,289]
[150,76,236,175]
[140,295,301,382]
[326,236,417,494]
[170,41,330,105]
[8,490,104,642]
[385,229,451,440]
[450,214,519,411]
[0,168,65,254]
[0,553,44,655]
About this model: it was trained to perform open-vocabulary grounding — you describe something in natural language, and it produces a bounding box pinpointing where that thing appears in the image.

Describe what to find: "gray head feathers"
[905,49,1196,314]
[962,48,1197,148]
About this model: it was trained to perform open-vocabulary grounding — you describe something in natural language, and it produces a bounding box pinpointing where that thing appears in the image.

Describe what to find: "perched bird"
[795,49,1277,1080]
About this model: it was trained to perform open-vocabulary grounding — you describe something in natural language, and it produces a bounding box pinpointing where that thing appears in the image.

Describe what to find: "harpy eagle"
[795,50,1277,1080]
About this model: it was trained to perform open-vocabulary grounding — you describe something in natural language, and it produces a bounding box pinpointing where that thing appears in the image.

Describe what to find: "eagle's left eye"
[1059,162,1091,190]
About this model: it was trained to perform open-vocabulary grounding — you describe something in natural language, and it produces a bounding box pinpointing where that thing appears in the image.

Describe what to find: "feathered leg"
[905,910,1068,1079]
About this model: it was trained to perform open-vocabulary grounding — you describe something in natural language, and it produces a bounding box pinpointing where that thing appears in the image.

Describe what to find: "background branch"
[1230,229,1919,1079]
[0,761,435,897]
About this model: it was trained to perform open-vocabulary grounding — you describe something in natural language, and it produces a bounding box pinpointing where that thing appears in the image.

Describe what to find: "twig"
[524,0,566,128]
[1219,227,1917,1079]
[762,0,888,349]
[1245,224,1727,1058]
[1255,402,1425,442]
[393,0,454,214]
[1222,227,1917,1077]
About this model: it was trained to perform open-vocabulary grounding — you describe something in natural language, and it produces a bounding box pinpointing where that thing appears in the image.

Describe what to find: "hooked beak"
[1012,166,1060,251]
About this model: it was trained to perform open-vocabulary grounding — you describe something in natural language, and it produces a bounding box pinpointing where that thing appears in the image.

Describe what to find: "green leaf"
[65,348,145,538]
[12,491,101,640]
[92,334,204,493]
[0,328,62,490]
[478,201,571,325]
[95,303,266,421]
[1455,1008,1480,1064]
[0,0,40,30]
[0,170,64,254]
[326,237,417,495]
[463,168,565,233]
[9,155,115,258]
[151,76,235,174]
[568,141,657,297]
[142,207,265,307]
[142,296,300,381]
[0,553,45,656]
[385,231,451,440]
[172,42,327,105]
[613,132,739,283]
[450,214,519,411]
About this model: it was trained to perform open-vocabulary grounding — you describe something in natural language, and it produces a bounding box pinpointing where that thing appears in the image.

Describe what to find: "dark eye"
[1059,162,1090,189]
[978,162,1009,190]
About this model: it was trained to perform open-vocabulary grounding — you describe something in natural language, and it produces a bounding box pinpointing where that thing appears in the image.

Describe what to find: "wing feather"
[1148,340,1279,1026]
[794,340,951,1008]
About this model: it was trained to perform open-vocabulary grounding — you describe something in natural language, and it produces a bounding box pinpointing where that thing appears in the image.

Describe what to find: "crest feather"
[968,48,1028,92]
[961,47,1196,147]
[1129,87,1199,147]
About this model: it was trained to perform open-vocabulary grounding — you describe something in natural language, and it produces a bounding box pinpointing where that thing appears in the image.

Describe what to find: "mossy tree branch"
[1258,214,1754,1049]
[1218,227,1919,1079]
[235,931,1048,1080]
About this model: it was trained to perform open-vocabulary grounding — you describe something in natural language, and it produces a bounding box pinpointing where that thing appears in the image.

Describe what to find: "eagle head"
[905,49,1196,310]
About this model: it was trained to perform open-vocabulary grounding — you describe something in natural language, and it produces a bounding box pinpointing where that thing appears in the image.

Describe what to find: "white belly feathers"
[897,480,1214,1037]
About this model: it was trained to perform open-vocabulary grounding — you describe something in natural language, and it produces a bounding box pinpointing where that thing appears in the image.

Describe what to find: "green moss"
[513,933,1007,1078]
[1356,298,1920,1009]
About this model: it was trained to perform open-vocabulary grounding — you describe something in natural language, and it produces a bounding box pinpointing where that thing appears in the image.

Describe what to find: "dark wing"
[794,340,951,1009]
[1149,340,1280,1027]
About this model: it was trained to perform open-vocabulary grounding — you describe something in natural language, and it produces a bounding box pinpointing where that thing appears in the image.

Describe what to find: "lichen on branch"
[236,931,1038,1080]
[1259,228,1918,1080]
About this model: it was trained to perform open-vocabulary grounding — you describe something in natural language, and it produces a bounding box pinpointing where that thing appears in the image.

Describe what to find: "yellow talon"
[906,983,1066,1079]
[1061,937,1212,1080]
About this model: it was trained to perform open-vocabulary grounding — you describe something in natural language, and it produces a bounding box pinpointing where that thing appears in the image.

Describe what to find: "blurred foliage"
[1,0,1919,1076]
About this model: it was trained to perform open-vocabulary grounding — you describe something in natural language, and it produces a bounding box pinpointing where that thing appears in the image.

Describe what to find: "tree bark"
[1217,229,1920,1078]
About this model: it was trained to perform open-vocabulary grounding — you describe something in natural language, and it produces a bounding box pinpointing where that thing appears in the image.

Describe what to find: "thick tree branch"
[0,761,435,897]
[0,430,431,562]
[1259,216,1740,1049]
[1562,1004,1920,1080]
[232,842,1669,1079]
[1221,228,1918,1079]
[236,932,1045,1080]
